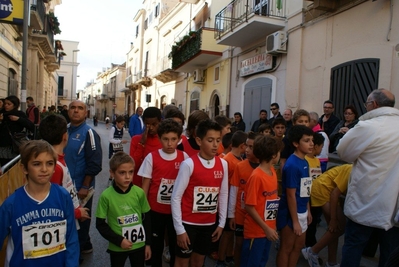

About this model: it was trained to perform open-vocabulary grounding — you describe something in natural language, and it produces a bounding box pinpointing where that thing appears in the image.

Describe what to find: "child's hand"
[144,245,151,260]
[293,221,302,236]
[211,226,223,242]
[264,226,279,242]
[328,218,339,233]
[229,218,236,230]
[121,140,128,144]
[120,238,133,250]
[79,207,91,221]
[177,232,190,250]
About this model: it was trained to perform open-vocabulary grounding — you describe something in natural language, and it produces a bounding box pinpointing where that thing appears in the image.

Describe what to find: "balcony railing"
[171,28,202,69]
[215,0,286,40]
[125,75,133,87]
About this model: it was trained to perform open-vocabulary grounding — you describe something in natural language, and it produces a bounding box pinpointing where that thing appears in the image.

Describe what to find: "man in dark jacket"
[318,100,340,137]
[250,109,268,132]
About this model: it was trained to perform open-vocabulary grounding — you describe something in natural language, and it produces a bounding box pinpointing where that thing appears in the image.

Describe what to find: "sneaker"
[325,263,340,267]
[301,247,320,267]
[163,246,171,263]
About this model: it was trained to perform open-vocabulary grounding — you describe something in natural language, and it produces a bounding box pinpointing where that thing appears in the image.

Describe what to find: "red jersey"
[148,150,185,214]
[231,160,257,225]
[180,138,199,157]
[181,155,224,224]
[244,167,278,239]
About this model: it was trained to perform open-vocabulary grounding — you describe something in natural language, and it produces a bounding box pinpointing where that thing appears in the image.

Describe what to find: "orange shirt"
[216,143,224,156]
[222,152,242,184]
[230,159,257,225]
[244,167,278,239]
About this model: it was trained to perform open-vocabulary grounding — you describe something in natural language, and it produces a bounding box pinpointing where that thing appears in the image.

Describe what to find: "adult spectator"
[250,109,268,132]
[0,95,34,166]
[309,111,330,172]
[65,100,102,256]
[318,100,340,137]
[60,104,70,123]
[337,88,399,267]
[232,112,246,131]
[268,102,283,126]
[129,106,144,137]
[26,96,40,124]
[329,104,359,153]
[283,108,293,133]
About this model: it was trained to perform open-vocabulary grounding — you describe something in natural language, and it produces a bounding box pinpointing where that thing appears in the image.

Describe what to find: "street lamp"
[71,49,80,103]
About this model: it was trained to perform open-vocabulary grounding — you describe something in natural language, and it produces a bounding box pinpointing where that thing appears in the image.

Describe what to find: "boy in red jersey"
[241,135,282,267]
[129,107,163,186]
[138,119,189,267]
[171,119,229,267]
[228,131,261,266]
[216,130,247,267]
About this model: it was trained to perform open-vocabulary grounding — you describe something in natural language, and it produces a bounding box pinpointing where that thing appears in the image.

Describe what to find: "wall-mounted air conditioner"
[266,31,287,54]
[193,69,204,83]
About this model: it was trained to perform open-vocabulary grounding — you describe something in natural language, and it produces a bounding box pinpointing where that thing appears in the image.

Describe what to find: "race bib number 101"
[193,186,219,213]
[22,220,67,259]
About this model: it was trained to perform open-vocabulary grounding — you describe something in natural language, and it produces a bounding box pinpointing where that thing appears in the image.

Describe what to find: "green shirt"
[96,185,150,252]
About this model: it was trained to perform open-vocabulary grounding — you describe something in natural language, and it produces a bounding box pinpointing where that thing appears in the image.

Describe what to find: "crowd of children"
[1,105,396,267]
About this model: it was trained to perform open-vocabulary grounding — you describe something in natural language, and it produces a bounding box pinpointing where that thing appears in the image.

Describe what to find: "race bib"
[193,186,219,213]
[122,224,146,244]
[112,141,124,151]
[22,220,67,259]
[264,199,279,221]
[240,191,245,209]
[300,177,312,197]
[157,178,175,204]
[309,167,322,180]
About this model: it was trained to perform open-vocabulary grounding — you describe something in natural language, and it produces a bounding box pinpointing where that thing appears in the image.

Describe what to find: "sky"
[55,0,142,89]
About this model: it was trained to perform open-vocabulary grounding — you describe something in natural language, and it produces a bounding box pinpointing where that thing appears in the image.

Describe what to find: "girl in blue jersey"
[0,140,79,267]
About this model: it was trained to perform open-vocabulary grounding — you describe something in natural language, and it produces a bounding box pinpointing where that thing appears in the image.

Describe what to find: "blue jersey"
[0,184,79,267]
[280,154,311,213]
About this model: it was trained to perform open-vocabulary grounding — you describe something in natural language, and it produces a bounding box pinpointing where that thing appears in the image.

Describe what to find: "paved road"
[80,119,379,267]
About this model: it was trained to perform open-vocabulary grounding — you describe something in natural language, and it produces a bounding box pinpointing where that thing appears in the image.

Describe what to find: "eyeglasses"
[364,101,373,108]
[344,113,354,116]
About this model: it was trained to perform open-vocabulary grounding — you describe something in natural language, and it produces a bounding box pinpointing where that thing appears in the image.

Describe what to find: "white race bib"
[22,220,67,259]
[157,178,175,204]
[300,177,312,197]
[112,141,123,151]
[264,199,279,221]
[309,167,322,180]
[193,186,219,213]
[122,224,146,244]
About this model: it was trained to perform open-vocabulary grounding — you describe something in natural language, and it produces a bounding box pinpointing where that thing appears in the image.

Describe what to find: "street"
[80,119,379,267]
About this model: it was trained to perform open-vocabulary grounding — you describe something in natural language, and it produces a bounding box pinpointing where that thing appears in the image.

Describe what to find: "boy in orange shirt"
[241,135,282,267]
[228,131,261,266]
[214,115,232,156]
[216,131,248,267]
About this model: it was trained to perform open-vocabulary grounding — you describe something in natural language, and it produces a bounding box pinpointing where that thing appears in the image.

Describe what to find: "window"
[190,91,200,113]
[135,25,139,37]
[155,3,160,18]
[58,76,64,96]
[149,13,153,25]
[214,64,220,83]
[144,19,148,30]
[8,69,18,96]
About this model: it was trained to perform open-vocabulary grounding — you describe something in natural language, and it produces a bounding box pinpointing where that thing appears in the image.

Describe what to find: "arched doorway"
[209,91,220,118]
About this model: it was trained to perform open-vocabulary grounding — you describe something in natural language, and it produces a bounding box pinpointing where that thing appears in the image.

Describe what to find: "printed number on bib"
[157,178,174,204]
[112,140,124,151]
[123,224,145,244]
[300,177,312,197]
[193,186,219,213]
[264,199,279,221]
[22,220,67,259]
[309,167,322,180]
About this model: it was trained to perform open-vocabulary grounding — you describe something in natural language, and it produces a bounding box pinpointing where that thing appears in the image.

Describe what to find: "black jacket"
[0,109,34,147]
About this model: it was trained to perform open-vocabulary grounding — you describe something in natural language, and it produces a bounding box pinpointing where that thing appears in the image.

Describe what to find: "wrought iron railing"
[214,0,286,39]
[171,28,202,69]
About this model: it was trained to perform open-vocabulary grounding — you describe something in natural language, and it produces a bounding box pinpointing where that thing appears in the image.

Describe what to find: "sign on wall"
[240,53,275,77]
[0,0,24,25]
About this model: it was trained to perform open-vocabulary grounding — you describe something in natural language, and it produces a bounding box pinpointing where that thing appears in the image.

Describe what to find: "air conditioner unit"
[266,31,287,54]
[193,69,204,83]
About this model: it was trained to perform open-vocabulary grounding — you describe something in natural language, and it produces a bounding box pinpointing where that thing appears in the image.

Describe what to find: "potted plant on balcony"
[48,12,62,35]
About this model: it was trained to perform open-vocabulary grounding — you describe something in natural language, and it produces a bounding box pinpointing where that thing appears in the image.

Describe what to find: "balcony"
[214,0,286,47]
[170,28,226,73]
[97,94,108,103]
[153,56,179,83]
[58,89,69,99]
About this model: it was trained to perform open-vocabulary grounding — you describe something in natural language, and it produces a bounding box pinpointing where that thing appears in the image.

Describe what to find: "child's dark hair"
[231,130,248,148]
[20,140,57,174]
[313,132,325,146]
[247,131,261,140]
[142,107,161,121]
[165,108,185,125]
[214,115,232,127]
[258,123,271,133]
[157,118,183,137]
[39,114,67,145]
[5,95,20,109]
[293,109,310,124]
[288,125,314,145]
[272,117,287,128]
[222,132,233,149]
[186,110,209,138]
[196,119,222,139]
[109,151,135,172]
[115,115,125,123]
[253,135,283,163]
